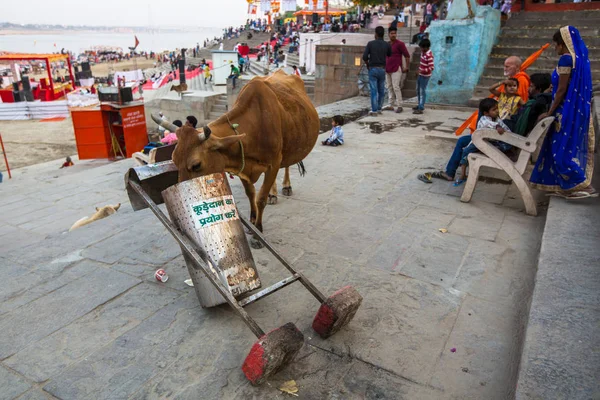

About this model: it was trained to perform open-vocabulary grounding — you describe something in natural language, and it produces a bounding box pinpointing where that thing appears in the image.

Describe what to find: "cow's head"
[172,125,246,181]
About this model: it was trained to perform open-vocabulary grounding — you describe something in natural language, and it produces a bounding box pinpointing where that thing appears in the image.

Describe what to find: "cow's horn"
[198,126,212,142]
[151,113,178,132]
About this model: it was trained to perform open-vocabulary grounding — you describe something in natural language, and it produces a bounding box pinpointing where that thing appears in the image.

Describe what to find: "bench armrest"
[471,117,554,153]
[472,129,536,153]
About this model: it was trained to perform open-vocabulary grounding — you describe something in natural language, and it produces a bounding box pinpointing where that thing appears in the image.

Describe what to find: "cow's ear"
[210,134,246,151]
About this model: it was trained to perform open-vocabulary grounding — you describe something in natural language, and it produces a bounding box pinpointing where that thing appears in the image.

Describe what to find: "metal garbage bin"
[162,172,261,307]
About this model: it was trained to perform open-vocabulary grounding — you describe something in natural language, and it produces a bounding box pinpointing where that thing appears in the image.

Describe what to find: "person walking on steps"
[363,26,391,116]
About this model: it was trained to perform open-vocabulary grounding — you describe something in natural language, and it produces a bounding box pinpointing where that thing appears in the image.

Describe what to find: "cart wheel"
[312,286,363,339]
[242,322,304,385]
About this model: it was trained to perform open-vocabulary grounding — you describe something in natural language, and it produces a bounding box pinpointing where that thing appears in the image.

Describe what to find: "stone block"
[0,365,31,400]
[516,282,600,400]
[42,294,242,399]
[430,294,521,399]
[333,67,347,81]
[396,225,470,287]
[0,259,99,316]
[0,269,140,359]
[10,389,48,400]
[315,51,328,66]
[5,283,181,383]
[308,273,462,385]
[448,213,504,242]
[82,228,164,264]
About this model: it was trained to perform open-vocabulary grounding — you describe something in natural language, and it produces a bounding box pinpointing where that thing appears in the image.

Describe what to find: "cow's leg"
[268,180,278,205]
[282,167,293,197]
[241,178,258,226]
[255,167,280,232]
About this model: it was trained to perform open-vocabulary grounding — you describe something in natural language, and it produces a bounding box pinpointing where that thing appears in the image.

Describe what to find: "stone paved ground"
[0,108,546,399]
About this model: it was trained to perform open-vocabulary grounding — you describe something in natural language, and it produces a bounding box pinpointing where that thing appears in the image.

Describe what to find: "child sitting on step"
[322,115,345,146]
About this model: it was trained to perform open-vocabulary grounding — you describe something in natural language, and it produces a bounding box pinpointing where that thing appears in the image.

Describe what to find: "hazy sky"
[4,0,257,28]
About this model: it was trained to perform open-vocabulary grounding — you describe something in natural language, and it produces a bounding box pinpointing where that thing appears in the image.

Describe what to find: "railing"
[0,133,11,180]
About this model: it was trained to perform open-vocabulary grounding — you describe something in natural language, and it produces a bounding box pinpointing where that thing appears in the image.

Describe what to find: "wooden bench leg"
[511,173,537,216]
[460,157,481,203]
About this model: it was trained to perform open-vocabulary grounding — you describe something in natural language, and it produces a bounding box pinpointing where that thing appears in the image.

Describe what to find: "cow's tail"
[297,161,306,177]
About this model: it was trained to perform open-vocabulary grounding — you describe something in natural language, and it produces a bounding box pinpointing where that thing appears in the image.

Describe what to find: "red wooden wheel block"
[312,286,363,339]
[242,322,304,385]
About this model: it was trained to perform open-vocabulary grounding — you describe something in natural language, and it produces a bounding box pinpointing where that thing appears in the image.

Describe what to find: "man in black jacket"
[363,26,392,116]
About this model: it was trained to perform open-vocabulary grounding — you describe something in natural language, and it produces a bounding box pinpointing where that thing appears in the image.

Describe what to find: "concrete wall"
[227,77,253,110]
[299,33,372,74]
[314,45,365,107]
[144,92,221,130]
[426,6,501,105]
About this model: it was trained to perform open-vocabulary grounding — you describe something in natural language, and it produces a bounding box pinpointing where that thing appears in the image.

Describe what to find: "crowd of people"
[420,27,595,199]
[361,18,595,199]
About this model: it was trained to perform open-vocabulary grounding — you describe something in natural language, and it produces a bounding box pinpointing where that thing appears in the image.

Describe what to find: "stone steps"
[483,63,600,78]
[507,9,600,22]
[501,25,600,34]
[401,48,421,99]
[469,9,600,106]
[495,35,600,47]
[486,53,600,68]
[208,94,228,121]
[489,44,599,59]
[286,53,300,68]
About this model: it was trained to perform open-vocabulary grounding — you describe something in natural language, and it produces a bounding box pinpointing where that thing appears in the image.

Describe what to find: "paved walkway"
[0,108,545,399]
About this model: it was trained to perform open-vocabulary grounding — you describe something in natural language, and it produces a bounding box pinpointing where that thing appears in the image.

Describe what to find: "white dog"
[69,203,121,231]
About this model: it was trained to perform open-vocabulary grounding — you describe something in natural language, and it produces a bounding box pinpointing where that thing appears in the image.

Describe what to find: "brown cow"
[170,82,188,97]
[154,70,319,232]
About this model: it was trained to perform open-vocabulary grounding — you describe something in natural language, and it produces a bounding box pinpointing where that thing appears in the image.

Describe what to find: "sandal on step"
[418,173,433,183]
[453,178,467,187]
[565,190,600,200]
[546,191,568,198]
[431,171,452,181]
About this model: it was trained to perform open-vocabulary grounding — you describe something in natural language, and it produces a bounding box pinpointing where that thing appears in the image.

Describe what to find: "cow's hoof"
[268,194,278,205]
[282,186,293,197]
[250,236,264,249]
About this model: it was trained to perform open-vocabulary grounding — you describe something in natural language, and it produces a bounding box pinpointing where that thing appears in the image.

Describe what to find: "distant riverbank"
[0,29,223,53]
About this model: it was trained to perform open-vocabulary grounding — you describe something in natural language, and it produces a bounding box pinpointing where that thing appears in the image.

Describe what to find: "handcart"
[125,161,363,385]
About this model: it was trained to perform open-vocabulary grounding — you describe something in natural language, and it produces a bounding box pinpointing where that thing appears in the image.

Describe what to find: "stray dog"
[170,83,188,97]
[69,203,121,231]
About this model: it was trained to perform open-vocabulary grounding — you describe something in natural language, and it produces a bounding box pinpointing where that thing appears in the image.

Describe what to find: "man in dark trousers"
[363,26,391,116]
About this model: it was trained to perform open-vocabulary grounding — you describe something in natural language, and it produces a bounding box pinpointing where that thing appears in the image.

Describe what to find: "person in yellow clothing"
[203,64,212,84]
[489,78,525,121]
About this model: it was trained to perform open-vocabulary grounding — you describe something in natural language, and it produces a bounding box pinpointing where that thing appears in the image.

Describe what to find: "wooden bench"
[460,117,554,216]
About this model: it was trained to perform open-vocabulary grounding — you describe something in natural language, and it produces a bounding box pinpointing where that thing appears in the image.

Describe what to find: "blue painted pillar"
[425,6,501,105]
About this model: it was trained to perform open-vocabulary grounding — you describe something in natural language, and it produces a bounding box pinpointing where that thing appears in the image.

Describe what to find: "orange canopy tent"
[454,43,551,136]
[293,9,347,16]
[0,53,75,102]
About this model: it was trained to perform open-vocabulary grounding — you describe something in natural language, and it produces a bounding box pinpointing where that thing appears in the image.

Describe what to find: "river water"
[0,30,224,54]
